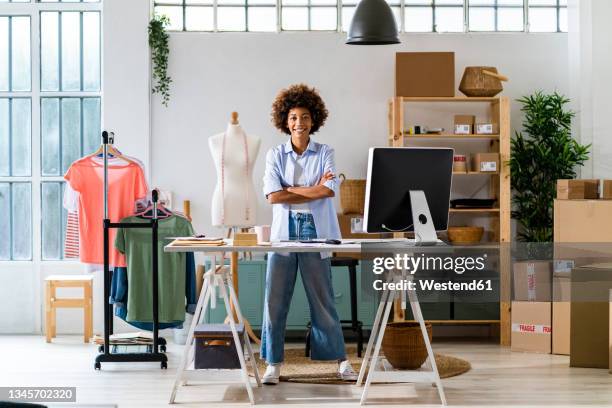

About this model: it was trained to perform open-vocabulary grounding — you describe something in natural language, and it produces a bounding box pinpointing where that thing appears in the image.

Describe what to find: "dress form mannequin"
[209,112,261,228]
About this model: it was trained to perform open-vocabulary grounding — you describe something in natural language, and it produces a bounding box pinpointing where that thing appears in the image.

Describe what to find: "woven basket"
[382,322,433,369]
[339,174,366,215]
[447,226,484,245]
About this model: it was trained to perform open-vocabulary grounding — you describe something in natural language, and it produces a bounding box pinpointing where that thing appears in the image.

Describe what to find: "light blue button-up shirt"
[263,139,341,256]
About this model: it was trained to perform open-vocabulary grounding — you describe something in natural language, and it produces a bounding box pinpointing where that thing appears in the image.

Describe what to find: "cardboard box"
[472,153,499,173]
[511,301,551,353]
[552,275,571,355]
[570,263,612,368]
[454,115,475,135]
[609,289,612,373]
[395,52,455,97]
[554,199,612,243]
[556,179,599,200]
[513,261,552,302]
[603,180,612,200]
[475,123,499,135]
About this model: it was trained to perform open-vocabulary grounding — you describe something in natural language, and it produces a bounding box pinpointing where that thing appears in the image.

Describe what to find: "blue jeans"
[261,212,346,364]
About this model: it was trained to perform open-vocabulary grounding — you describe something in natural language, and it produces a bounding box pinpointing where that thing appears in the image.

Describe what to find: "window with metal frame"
[0,0,102,262]
[154,0,567,33]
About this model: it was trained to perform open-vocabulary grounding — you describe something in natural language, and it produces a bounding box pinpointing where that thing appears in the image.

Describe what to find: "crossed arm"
[267,171,335,204]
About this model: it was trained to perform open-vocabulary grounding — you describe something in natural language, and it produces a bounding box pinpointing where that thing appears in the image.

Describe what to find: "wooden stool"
[45,275,93,343]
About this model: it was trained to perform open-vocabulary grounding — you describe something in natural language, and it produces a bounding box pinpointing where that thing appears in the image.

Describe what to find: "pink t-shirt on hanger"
[64,156,148,267]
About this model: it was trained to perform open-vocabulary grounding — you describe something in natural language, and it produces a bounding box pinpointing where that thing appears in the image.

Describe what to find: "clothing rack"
[94,130,168,370]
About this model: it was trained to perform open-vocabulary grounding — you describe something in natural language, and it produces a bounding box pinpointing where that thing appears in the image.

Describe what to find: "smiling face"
[287,107,312,141]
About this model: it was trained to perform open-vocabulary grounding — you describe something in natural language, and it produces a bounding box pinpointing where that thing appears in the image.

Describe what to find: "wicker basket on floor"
[382,322,433,369]
[339,174,366,215]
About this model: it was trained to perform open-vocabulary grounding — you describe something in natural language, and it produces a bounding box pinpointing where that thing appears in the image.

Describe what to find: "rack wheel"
[161,361,168,369]
[95,362,101,370]
[160,345,166,352]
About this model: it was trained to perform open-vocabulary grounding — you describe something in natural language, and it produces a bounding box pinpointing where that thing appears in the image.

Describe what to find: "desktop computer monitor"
[363,147,453,235]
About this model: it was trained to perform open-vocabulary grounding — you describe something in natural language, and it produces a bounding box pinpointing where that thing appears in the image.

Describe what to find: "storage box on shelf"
[388,96,511,345]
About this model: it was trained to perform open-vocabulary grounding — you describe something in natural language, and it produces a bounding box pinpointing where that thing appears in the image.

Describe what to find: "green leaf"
[511,92,590,242]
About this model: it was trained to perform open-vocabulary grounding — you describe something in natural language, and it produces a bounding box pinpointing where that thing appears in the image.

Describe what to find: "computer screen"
[363,147,453,233]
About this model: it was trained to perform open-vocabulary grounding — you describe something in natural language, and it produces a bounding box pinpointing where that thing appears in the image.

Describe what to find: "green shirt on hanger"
[115,215,195,323]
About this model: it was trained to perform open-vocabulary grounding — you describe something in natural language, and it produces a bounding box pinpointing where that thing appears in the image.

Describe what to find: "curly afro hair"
[271,84,329,135]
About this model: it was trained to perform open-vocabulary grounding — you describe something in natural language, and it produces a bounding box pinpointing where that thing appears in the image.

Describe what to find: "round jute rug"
[249,346,470,385]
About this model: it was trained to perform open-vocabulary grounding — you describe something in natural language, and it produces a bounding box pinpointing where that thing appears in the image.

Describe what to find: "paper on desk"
[166,236,224,241]
[274,242,331,248]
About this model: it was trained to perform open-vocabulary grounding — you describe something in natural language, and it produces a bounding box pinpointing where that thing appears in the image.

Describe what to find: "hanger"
[87,132,137,165]
[135,189,173,219]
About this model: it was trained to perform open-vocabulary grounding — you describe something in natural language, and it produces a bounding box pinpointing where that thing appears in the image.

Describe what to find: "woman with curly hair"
[261,83,357,384]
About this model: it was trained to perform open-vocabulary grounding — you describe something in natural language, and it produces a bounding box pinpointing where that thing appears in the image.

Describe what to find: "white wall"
[152,32,569,237]
[570,0,612,179]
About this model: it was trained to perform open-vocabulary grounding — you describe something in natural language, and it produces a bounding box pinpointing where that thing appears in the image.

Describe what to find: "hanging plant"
[149,15,172,107]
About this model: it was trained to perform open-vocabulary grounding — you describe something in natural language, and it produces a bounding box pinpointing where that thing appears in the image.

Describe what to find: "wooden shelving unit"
[388,96,512,346]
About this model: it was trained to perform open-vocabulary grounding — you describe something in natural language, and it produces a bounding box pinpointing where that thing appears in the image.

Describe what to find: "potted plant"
[509,91,590,244]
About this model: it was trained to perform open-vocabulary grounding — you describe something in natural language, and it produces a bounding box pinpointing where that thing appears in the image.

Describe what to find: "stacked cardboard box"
[570,263,612,369]
[511,261,552,353]
[553,198,612,357]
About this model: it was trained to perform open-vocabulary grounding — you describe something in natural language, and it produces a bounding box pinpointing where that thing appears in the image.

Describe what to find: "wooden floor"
[1,335,612,407]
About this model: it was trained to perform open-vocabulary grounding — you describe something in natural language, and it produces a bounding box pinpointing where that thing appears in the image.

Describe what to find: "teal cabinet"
[206,260,266,326]
[203,259,377,330]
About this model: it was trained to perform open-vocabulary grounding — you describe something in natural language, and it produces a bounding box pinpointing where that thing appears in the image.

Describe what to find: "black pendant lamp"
[346,0,400,45]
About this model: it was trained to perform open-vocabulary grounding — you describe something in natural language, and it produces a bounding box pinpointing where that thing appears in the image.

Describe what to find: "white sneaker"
[337,360,358,381]
[262,364,281,385]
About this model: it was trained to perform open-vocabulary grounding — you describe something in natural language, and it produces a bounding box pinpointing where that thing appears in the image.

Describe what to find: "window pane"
[41,98,60,176]
[82,97,100,156]
[248,7,276,32]
[311,7,337,31]
[529,7,557,32]
[12,98,32,177]
[559,7,567,32]
[11,17,32,92]
[498,7,524,31]
[61,98,81,174]
[469,7,495,31]
[12,183,32,261]
[185,6,214,31]
[0,183,9,260]
[61,12,81,91]
[82,12,100,91]
[405,7,433,32]
[436,7,463,32]
[282,7,308,30]
[41,12,60,91]
[42,182,63,260]
[0,18,8,91]
[155,6,184,31]
[342,6,355,32]
[218,7,247,31]
[0,99,8,176]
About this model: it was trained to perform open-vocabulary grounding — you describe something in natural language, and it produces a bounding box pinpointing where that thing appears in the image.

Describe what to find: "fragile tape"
[512,323,551,334]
